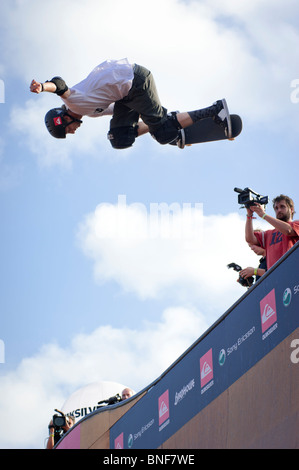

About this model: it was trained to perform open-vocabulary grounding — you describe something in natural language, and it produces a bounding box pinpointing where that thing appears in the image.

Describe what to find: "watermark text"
[290,79,299,104]
[94,195,203,241]
[0,339,5,364]
[0,79,4,103]
[290,339,299,364]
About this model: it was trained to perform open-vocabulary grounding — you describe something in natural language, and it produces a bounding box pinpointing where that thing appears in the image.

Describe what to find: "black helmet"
[44,105,82,139]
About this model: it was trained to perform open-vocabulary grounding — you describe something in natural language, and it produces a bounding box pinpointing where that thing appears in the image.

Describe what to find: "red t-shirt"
[255,220,299,269]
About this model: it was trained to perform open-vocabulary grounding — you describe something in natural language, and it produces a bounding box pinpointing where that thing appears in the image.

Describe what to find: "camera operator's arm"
[240,266,266,279]
[251,203,297,236]
[245,207,259,245]
[46,420,55,450]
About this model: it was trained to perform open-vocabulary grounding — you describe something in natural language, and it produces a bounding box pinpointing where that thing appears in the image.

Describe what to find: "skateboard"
[170,114,242,149]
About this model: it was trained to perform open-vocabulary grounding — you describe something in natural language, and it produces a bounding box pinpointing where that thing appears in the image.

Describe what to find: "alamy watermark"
[95,195,204,240]
[290,79,299,103]
[0,79,4,103]
[290,339,299,364]
[0,339,4,364]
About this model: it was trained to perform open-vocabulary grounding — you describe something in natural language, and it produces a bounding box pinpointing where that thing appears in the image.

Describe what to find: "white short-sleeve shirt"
[62,58,134,117]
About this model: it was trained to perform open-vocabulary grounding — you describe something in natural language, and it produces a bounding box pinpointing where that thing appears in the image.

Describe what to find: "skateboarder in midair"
[30,58,231,149]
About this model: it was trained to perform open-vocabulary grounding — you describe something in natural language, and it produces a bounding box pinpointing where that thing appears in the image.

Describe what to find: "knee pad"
[150,112,182,145]
[107,126,138,149]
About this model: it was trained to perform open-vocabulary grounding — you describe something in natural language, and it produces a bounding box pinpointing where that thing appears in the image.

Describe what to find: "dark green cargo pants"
[110,64,168,131]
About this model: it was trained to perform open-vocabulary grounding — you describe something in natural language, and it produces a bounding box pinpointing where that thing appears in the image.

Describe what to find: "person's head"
[63,415,75,432]
[121,387,134,401]
[44,105,82,138]
[272,195,295,222]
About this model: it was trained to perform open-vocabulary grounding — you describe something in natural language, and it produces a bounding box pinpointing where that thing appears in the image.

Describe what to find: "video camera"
[50,409,68,445]
[53,409,67,429]
[227,262,254,288]
[234,187,268,209]
[98,393,122,406]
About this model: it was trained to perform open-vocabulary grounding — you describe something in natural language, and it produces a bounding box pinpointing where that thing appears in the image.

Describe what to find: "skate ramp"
[57,242,299,449]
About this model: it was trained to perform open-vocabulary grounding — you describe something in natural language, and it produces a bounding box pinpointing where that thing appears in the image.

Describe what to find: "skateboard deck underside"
[170,114,242,148]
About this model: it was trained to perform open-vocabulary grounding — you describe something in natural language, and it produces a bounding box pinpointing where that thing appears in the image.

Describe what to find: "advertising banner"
[110,244,299,449]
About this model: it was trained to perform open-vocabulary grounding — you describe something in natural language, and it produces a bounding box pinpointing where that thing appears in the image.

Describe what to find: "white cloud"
[77,198,267,311]
[0,305,208,449]
[9,97,116,169]
[9,99,71,169]
[0,137,23,190]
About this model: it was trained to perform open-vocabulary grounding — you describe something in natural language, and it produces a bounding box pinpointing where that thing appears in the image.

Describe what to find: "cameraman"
[245,194,299,269]
[46,415,75,449]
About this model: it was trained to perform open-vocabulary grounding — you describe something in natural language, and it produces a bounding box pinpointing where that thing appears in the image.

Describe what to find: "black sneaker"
[213,99,232,139]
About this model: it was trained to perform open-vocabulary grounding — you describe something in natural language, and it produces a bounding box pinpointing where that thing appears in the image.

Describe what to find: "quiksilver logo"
[261,303,276,324]
[53,116,62,126]
[159,401,168,418]
[201,361,212,379]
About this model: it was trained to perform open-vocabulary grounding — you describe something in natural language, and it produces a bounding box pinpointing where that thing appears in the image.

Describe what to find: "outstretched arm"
[30,77,70,98]
[30,79,56,94]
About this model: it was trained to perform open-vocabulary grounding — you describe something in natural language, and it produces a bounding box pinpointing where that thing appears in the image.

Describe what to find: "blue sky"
[0,0,298,448]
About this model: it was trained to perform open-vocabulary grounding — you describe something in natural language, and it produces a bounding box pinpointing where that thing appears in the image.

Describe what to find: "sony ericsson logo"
[127,418,155,447]
[218,348,226,366]
[283,287,292,307]
[127,433,133,448]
